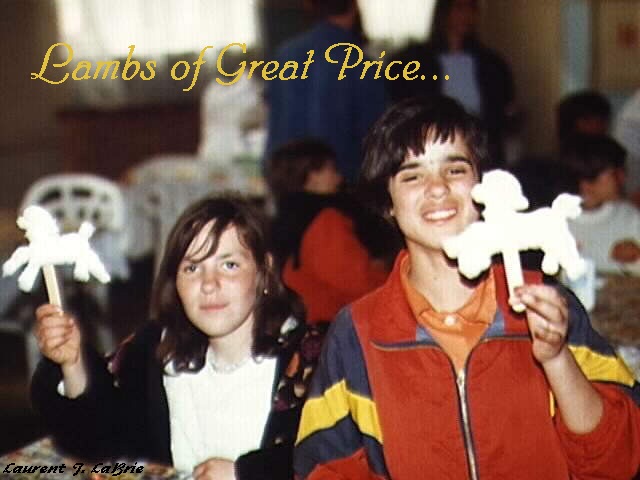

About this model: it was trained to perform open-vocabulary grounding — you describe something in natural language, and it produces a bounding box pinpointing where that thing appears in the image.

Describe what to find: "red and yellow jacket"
[294,252,640,479]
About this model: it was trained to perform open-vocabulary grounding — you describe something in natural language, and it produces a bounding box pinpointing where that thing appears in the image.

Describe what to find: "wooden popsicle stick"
[502,247,525,312]
[42,264,62,307]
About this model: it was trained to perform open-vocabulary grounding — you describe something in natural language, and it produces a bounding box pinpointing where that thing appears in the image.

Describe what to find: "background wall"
[480,0,563,155]
[1,0,632,210]
[1,0,70,210]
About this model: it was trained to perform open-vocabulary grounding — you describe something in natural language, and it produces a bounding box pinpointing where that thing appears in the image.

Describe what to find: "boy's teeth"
[425,209,456,220]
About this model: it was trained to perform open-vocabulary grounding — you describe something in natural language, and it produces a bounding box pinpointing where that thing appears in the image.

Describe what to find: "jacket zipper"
[374,335,531,480]
[456,369,479,480]
[453,336,530,480]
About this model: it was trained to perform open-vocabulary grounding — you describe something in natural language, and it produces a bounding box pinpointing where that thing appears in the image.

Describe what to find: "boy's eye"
[399,172,420,183]
[446,164,469,176]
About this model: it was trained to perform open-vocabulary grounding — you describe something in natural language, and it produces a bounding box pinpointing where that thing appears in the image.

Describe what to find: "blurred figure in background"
[556,90,611,147]
[614,89,640,207]
[267,139,392,327]
[265,0,387,184]
[512,90,612,211]
[563,134,640,275]
[388,0,516,167]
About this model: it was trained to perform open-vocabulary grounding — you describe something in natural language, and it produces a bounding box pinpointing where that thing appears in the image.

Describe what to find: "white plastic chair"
[0,174,128,375]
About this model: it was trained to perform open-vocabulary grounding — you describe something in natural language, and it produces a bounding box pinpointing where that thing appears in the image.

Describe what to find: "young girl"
[31,195,311,480]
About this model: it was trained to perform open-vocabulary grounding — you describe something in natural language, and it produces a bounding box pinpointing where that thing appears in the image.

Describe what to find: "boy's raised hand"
[514,285,569,365]
[34,304,82,367]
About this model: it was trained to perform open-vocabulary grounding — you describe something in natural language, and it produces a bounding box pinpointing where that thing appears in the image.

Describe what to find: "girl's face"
[176,222,259,342]
[305,160,343,194]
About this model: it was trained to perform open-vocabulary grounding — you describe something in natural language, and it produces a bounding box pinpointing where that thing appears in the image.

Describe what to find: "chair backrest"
[20,174,125,233]
[126,155,213,185]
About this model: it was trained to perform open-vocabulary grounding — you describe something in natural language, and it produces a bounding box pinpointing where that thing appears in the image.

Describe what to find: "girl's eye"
[222,261,239,271]
[182,263,199,274]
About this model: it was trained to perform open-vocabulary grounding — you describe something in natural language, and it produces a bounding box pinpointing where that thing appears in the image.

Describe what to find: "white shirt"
[163,350,277,472]
[438,52,482,115]
[568,200,640,275]
[614,91,640,193]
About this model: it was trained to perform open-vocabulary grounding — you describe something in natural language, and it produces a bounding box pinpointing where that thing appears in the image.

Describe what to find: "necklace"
[208,353,252,374]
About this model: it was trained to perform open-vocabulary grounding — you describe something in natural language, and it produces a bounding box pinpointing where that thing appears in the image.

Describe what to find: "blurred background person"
[563,134,640,275]
[265,0,387,184]
[266,139,392,327]
[556,90,611,147]
[614,89,640,207]
[387,0,516,168]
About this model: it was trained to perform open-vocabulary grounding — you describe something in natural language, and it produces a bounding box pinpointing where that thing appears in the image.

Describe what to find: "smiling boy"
[294,96,640,479]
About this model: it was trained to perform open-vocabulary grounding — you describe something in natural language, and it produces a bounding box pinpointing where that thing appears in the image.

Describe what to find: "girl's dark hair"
[152,194,304,372]
[428,0,479,51]
[266,138,336,199]
[358,95,488,218]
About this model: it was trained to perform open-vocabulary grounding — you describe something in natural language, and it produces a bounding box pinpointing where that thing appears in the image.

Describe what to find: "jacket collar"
[353,251,541,346]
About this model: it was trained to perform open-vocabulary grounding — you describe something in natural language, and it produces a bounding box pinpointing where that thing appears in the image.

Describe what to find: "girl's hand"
[514,285,569,365]
[193,458,236,480]
[34,304,82,367]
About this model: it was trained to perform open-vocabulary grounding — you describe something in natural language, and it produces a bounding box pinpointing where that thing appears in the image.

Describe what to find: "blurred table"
[0,438,186,480]
[591,274,640,379]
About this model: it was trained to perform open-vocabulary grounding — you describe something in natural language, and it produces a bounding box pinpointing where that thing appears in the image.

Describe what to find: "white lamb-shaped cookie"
[443,169,586,312]
[3,205,110,305]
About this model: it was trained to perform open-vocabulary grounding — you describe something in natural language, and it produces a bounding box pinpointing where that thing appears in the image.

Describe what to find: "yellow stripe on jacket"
[296,379,383,445]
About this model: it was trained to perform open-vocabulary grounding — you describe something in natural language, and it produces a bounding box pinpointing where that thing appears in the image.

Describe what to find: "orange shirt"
[399,253,497,372]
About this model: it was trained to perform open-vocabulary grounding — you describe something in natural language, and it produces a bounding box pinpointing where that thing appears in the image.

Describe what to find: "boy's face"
[579,167,622,209]
[387,132,479,254]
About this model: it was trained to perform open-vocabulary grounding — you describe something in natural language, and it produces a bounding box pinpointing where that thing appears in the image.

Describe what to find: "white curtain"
[359,0,436,48]
[55,0,258,105]
[56,0,258,57]
[54,0,434,105]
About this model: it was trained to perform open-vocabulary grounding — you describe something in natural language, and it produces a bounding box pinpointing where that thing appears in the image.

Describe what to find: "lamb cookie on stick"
[2,205,111,307]
[443,169,587,312]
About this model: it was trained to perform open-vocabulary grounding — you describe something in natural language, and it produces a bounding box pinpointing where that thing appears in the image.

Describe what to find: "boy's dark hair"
[266,138,336,199]
[309,0,353,17]
[358,95,488,218]
[556,90,611,141]
[151,194,303,372]
[562,133,626,182]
